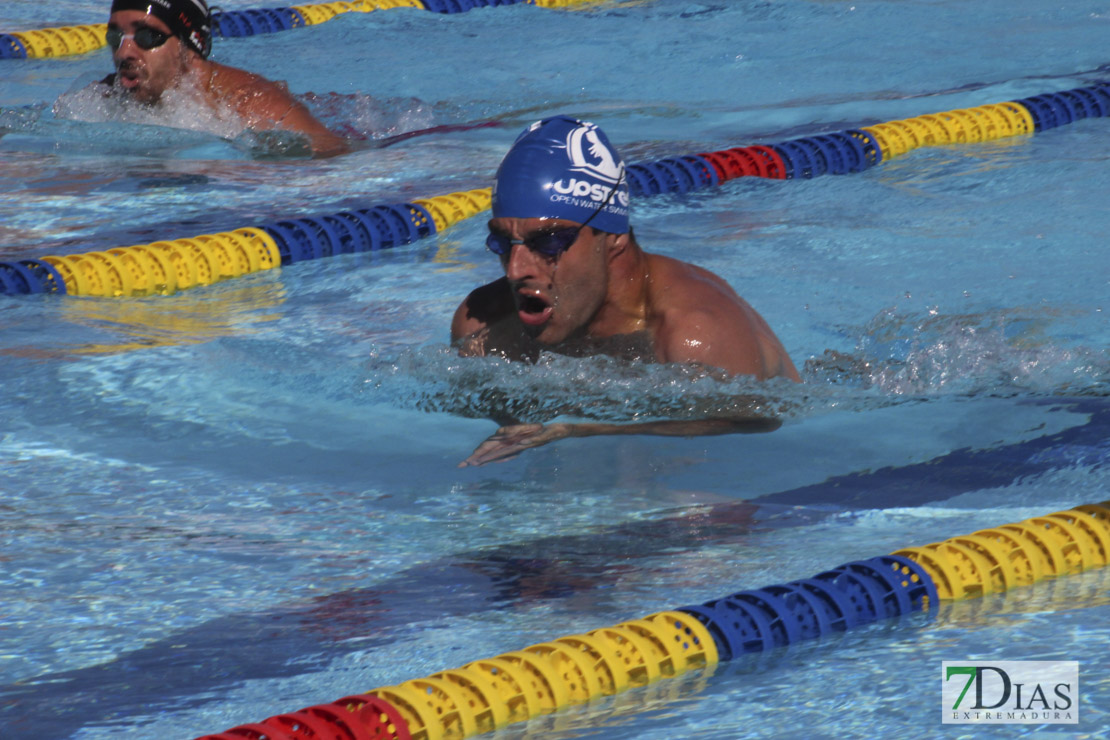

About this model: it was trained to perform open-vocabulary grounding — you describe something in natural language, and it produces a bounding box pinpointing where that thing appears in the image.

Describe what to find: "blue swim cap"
[492,116,630,234]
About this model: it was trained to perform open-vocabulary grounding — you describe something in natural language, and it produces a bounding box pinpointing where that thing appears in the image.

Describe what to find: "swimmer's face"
[489,216,613,345]
[108,11,191,105]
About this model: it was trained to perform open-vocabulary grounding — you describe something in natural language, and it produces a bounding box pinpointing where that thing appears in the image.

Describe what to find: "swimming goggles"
[105,26,172,51]
[486,168,626,258]
[485,225,584,258]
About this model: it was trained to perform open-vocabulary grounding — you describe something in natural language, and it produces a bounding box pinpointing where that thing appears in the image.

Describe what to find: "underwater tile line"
[189,500,1110,739]
[13,399,1110,737]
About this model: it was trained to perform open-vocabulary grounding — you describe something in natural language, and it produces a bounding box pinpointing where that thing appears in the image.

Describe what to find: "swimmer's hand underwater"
[233,128,314,159]
[459,417,783,468]
[459,423,570,467]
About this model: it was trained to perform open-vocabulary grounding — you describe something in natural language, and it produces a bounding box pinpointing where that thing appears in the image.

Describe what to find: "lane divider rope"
[0,189,489,297]
[2,83,1106,298]
[0,0,601,59]
[189,501,1110,740]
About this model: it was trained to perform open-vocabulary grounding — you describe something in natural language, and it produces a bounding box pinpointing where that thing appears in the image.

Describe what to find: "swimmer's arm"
[457,300,792,465]
[451,300,489,356]
[451,279,517,357]
[657,305,801,382]
[271,100,349,158]
[224,71,348,157]
[459,416,780,468]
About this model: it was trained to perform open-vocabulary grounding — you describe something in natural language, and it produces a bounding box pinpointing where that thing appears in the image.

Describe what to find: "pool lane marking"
[9,404,1108,736]
[191,499,1110,739]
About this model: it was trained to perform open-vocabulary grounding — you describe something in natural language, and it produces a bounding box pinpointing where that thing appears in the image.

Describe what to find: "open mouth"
[516,291,553,327]
[115,63,143,91]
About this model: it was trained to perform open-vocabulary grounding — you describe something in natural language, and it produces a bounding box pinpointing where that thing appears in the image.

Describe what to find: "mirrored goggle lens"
[485,227,581,257]
[106,27,171,51]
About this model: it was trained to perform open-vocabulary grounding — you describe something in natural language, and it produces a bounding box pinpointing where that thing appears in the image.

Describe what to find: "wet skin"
[453,217,801,380]
[104,10,347,157]
[488,217,612,348]
[108,10,188,105]
[451,216,801,466]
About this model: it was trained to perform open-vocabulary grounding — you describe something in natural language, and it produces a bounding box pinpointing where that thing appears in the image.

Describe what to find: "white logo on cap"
[565,123,623,185]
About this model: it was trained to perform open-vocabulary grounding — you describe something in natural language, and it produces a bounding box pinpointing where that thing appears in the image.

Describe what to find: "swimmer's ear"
[606,231,631,261]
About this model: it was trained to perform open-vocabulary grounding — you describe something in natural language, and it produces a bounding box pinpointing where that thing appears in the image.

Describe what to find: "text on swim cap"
[552,179,631,207]
[549,193,629,211]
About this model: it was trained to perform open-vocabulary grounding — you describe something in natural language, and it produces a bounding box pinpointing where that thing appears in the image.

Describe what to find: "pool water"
[1,1,1108,738]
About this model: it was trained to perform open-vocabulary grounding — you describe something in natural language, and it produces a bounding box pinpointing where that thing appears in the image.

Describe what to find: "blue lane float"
[0,33,27,59]
[212,7,304,38]
[677,555,937,661]
[259,203,432,263]
[1015,83,1110,131]
[0,260,68,295]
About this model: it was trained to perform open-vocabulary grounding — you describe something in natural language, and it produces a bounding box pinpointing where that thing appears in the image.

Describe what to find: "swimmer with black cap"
[95,0,346,156]
[452,116,800,466]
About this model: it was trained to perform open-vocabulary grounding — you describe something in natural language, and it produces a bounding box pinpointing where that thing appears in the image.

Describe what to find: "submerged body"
[67,2,347,157]
[452,117,799,466]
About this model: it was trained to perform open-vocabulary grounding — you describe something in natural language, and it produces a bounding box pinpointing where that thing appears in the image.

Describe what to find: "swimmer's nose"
[113,36,139,60]
[503,242,545,282]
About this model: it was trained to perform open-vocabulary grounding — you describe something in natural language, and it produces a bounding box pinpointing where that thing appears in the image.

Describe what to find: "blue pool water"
[1,1,1109,738]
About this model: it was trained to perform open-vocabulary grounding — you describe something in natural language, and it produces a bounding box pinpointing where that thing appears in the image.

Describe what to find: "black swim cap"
[110,0,212,58]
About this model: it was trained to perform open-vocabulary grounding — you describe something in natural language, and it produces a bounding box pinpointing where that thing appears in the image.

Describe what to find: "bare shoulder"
[203,61,347,156]
[206,62,293,113]
[646,253,800,381]
[451,277,515,349]
[207,62,284,94]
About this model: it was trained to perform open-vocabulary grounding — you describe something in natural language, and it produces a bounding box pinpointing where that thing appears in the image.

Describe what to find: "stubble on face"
[110,12,190,105]
[501,225,610,347]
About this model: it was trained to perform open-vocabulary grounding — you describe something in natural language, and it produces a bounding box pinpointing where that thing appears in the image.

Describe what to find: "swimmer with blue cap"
[452,117,800,466]
[83,0,346,156]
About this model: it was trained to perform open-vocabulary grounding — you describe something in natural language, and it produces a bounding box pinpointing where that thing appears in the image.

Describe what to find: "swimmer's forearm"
[268,100,348,157]
[562,416,782,438]
[461,415,782,467]
[309,130,349,158]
